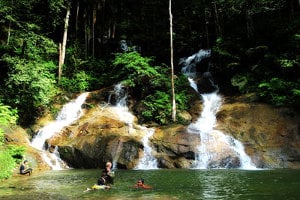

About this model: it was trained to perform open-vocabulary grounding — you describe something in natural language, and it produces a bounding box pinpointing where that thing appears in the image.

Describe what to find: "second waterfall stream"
[181,49,256,169]
[30,84,158,170]
[31,93,89,169]
[110,83,158,169]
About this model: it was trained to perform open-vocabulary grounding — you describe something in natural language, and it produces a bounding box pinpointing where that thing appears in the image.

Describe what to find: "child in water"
[84,162,113,192]
[84,172,111,192]
[134,178,152,189]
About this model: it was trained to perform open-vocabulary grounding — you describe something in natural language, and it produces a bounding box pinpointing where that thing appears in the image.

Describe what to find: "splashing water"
[181,49,211,79]
[188,92,256,169]
[31,93,88,169]
[109,83,134,130]
[41,146,67,170]
[181,49,256,169]
[109,83,158,169]
[135,128,158,170]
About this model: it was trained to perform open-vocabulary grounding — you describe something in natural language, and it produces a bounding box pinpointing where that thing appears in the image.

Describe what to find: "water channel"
[1,169,300,200]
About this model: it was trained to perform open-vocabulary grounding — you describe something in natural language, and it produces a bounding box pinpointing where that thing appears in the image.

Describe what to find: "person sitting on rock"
[19,160,32,176]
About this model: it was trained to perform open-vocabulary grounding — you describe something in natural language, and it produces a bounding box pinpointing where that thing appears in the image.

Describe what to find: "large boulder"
[47,105,145,169]
[47,103,202,169]
[216,94,300,168]
[151,125,199,168]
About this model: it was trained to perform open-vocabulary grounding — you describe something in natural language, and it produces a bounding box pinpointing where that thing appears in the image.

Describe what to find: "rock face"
[151,126,199,168]
[33,92,300,169]
[47,105,200,169]
[216,95,300,168]
[47,105,144,169]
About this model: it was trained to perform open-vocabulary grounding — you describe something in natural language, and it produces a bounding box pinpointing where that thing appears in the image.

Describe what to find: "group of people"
[85,161,152,192]
[19,160,152,191]
[85,161,115,191]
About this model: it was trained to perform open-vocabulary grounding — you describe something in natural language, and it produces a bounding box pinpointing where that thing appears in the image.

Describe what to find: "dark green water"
[1,169,300,200]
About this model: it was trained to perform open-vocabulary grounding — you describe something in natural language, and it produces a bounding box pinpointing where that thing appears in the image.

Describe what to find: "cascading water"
[31,93,88,169]
[110,83,158,169]
[109,83,134,132]
[181,49,256,169]
[135,128,158,170]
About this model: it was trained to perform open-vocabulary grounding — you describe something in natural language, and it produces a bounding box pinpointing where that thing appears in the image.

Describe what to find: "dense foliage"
[0,0,299,125]
[111,50,191,124]
[0,103,25,179]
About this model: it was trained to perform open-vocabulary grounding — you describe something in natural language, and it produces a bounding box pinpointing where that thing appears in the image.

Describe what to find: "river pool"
[1,169,299,200]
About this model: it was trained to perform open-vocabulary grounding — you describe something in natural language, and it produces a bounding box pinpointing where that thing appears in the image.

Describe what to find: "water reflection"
[1,169,300,200]
[199,170,249,199]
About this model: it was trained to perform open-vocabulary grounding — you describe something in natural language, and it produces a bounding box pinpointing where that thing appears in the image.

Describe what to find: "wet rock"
[7,90,300,170]
[216,95,300,168]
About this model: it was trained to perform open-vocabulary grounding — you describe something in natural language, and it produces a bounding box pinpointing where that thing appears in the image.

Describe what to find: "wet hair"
[98,177,105,185]
[139,178,145,184]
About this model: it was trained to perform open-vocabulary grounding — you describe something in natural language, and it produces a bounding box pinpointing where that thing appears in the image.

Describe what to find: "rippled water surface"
[1,169,300,200]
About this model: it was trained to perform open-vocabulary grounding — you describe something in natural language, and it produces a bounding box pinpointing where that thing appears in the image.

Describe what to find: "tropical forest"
[0,0,300,199]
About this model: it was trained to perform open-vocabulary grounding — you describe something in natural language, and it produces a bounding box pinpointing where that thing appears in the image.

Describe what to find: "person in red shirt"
[134,178,152,189]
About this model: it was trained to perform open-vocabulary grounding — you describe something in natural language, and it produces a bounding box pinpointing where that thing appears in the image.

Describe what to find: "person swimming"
[134,178,152,189]
[84,162,113,192]
[84,173,110,192]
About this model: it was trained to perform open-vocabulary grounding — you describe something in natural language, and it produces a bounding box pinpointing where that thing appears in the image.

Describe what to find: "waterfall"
[188,92,256,169]
[181,49,256,169]
[109,83,134,131]
[110,83,158,169]
[31,92,88,169]
[180,49,211,79]
[135,128,158,170]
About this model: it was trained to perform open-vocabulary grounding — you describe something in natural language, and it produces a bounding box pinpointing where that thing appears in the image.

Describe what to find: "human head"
[24,160,28,164]
[137,178,144,185]
[106,161,112,168]
[98,177,106,185]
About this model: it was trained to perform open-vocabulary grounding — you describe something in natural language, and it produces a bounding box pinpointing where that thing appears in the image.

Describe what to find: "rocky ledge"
[46,92,300,169]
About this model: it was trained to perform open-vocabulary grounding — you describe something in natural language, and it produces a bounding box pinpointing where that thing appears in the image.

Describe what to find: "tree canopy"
[0,0,299,126]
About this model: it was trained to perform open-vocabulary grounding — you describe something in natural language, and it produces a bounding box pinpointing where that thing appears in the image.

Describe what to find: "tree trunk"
[205,8,210,48]
[92,5,97,59]
[7,0,13,45]
[58,3,71,84]
[84,8,89,59]
[213,2,222,37]
[245,0,254,39]
[75,1,80,41]
[7,19,11,45]
[58,43,62,84]
[169,0,176,122]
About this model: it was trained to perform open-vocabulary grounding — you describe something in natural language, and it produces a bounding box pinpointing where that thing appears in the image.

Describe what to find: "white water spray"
[188,92,256,169]
[109,83,135,131]
[110,83,158,169]
[181,49,211,79]
[135,128,158,170]
[31,93,88,169]
[182,49,256,169]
